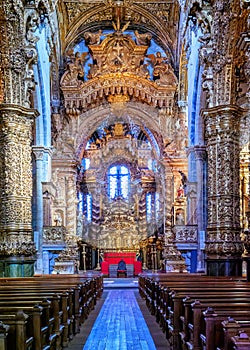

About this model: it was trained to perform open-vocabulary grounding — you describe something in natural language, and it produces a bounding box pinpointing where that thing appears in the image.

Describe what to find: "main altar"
[101,251,142,277]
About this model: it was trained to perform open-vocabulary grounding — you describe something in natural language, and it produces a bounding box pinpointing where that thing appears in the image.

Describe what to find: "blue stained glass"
[109,176,117,199]
[148,158,153,170]
[109,166,117,175]
[121,166,128,174]
[155,192,159,220]
[108,165,130,199]
[121,174,129,198]
[146,193,152,221]
[82,158,90,170]
[86,194,92,222]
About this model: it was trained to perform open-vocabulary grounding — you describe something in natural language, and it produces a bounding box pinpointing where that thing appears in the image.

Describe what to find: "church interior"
[0,0,250,349]
[0,0,249,278]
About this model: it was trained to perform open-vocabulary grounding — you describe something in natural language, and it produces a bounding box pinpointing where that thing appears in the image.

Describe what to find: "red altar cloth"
[101,252,142,276]
[104,252,136,264]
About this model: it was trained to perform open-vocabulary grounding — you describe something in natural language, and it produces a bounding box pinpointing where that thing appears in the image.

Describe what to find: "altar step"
[103,277,139,289]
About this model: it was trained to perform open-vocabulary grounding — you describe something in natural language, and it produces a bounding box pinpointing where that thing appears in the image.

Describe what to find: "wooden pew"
[0,274,103,350]
[231,330,250,350]
[138,274,250,350]
[0,299,63,350]
[0,289,74,344]
[0,310,34,350]
[162,289,250,349]
[0,277,100,333]
[181,300,250,350]
[220,317,250,350]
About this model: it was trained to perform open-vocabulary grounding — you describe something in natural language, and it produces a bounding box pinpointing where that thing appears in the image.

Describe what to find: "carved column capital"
[32,146,53,161]
[202,104,244,138]
[194,145,207,162]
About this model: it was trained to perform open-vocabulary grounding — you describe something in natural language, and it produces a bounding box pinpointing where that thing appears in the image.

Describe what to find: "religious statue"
[84,30,103,45]
[54,213,62,226]
[176,210,185,225]
[177,184,184,198]
[147,52,177,86]
[63,49,88,83]
[134,30,152,46]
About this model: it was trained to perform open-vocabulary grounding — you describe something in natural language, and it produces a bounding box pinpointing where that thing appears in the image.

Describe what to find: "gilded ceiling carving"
[60,24,177,113]
[62,0,178,60]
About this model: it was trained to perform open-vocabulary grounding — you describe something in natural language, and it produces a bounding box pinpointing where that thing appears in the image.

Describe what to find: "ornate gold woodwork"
[78,123,161,251]
[0,104,38,256]
[173,225,198,244]
[43,226,67,245]
[203,105,244,258]
[60,22,177,113]
[0,1,56,108]
[62,0,179,59]
[157,162,186,272]
[240,149,250,231]
[51,161,78,238]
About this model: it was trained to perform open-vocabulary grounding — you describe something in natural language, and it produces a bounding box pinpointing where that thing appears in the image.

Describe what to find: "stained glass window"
[86,194,92,222]
[82,158,90,170]
[82,193,92,222]
[146,192,152,221]
[155,192,159,219]
[108,165,130,199]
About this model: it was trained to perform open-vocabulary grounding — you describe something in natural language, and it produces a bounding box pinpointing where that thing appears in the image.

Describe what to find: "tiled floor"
[84,290,157,350]
[67,282,171,350]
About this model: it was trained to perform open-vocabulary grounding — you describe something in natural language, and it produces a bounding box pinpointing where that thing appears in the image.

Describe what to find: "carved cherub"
[134,30,152,46]
[74,51,89,80]
[84,30,102,45]
[147,52,177,85]
[65,50,89,81]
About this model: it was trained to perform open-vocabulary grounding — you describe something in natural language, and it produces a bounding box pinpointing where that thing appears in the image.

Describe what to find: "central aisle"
[83,290,157,350]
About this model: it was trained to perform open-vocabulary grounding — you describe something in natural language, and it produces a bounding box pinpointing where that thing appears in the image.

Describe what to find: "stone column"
[203,105,243,276]
[32,146,53,274]
[0,104,38,276]
[194,146,207,272]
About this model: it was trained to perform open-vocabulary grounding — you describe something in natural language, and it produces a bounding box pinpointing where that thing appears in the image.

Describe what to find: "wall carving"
[0,1,57,108]
[173,225,198,244]
[62,0,179,61]
[43,226,67,244]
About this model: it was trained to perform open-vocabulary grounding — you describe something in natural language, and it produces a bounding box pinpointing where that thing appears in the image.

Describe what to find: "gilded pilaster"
[0,104,38,276]
[203,105,244,276]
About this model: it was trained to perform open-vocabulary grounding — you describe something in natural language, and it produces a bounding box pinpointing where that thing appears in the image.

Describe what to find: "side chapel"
[0,0,249,278]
